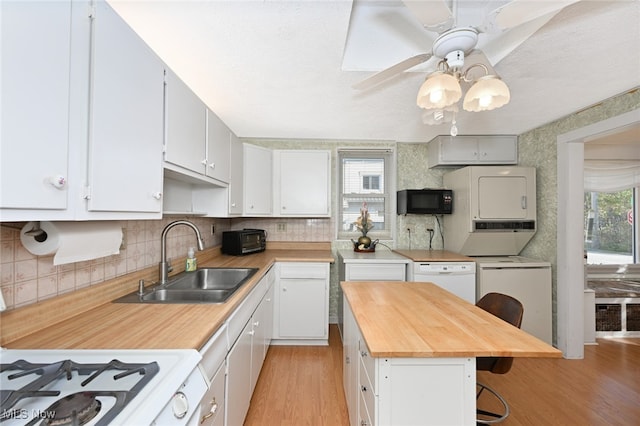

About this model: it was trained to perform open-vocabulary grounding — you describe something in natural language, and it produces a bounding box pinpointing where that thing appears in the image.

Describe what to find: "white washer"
[475,256,552,344]
[409,261,476,303]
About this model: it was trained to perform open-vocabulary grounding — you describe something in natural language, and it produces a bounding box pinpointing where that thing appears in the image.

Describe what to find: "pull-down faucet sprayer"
[159,220,205,284]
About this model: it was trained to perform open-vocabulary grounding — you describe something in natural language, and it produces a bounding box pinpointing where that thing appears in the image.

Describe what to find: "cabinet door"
[164,70,207,173]
[226,320,253,426]
[343,299,360,426]
[277,278,327,338]
[205,109,231,183]
[478,136,518,163]
[437,137,479,163]
[87,1,164,213]
[277,150,330,216]
[228,133,244,214]
[199,362,225,426]
[243,144,272,215]
[1,1,71,210]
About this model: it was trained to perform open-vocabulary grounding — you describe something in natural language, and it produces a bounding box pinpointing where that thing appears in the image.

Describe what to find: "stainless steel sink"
[165,268,258,291]
[113,267,258,304]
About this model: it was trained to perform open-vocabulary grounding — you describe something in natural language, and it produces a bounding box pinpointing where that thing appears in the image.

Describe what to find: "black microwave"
[222,229,266,255]
[397,189,453,215]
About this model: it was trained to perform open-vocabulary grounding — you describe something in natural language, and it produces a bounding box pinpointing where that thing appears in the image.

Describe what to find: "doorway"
[557,109,640,358]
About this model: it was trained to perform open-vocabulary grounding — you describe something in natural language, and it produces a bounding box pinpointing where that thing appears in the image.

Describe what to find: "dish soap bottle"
[185,247,197,272]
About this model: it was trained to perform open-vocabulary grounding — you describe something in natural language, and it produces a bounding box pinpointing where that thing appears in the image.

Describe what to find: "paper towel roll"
[20,221,123,265]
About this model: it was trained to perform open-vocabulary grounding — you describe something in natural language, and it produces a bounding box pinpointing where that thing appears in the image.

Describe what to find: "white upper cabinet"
[164,70,207,175]
[243,144,273,216]
[228,134,244,215]
[427,135,518,168]
[205,110,231,183]
[164,72,231,186]
[0,0,165,220]
[86,0,164,215]
[274,150,331,217]
[1,1,73,213]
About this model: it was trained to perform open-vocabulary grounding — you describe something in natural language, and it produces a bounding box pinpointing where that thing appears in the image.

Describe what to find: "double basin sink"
[114,267,258,304]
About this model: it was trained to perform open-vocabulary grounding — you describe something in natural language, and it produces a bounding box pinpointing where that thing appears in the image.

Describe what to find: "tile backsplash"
[0,216,334,311]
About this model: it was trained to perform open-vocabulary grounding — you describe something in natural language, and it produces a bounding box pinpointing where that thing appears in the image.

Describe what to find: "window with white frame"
[338,149,393,240]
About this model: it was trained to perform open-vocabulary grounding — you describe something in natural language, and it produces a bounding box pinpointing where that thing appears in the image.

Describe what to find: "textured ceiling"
[108,0,640,143]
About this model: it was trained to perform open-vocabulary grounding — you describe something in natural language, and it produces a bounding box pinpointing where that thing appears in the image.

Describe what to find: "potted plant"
[352,202,378,252]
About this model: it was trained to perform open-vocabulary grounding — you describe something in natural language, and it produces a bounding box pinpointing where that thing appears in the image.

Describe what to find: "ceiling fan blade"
[402,0,454,33]
[481,12,558,66]
[352,53,432,90]
[482,0,581,32]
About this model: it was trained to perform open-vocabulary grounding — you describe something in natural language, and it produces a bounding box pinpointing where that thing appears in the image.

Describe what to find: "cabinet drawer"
[278,262,328,279]
[199,361,225,426]
[227,278,265,345]
[359,359,376,426]
[199,323,228,380]
[346,263,406,281]
[359,341,376,393]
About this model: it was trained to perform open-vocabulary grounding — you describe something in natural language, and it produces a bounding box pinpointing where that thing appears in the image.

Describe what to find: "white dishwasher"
[408,262,476,303]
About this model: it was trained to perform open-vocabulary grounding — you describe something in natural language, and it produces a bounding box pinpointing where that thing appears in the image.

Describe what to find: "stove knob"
[172,391,189,419]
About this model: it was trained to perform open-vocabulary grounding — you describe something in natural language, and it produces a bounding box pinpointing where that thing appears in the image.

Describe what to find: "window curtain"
[584,160,640,192]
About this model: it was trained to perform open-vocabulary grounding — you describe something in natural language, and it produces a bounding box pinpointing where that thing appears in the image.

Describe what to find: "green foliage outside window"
[584,189,632,254]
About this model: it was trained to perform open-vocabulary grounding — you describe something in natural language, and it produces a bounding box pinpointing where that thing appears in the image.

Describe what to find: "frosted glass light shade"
[416,72,461,109]
[463,75,510,112]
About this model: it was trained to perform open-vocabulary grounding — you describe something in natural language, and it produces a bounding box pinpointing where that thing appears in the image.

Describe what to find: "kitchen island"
[341,280,561,426]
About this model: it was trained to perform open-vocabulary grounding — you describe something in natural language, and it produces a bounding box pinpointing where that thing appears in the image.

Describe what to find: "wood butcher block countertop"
[341,281,562,359]
[1,243,333,351]
[393,249,475,262]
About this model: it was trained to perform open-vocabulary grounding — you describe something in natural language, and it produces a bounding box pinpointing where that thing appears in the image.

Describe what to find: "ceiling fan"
[352,0,581,95]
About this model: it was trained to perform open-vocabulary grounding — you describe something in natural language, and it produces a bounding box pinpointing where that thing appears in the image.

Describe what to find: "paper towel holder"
[23,221,47,242]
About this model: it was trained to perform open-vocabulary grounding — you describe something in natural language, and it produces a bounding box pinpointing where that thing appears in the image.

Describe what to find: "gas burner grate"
[1,359,159,426]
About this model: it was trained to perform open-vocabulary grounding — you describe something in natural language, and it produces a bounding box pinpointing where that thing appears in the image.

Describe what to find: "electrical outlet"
[277,223,287,232]
[211,224,215,235]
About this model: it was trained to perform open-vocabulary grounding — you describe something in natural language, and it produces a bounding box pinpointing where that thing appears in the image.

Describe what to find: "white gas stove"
[0,349,206,425]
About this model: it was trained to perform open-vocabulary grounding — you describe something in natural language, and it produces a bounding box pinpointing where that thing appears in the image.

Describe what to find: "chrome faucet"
[159,220,205,284]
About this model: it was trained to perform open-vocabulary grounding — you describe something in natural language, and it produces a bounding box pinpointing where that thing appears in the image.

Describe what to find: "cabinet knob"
[201,159,208,166]
[209,162,215,169]
[253,320,260,328]
[360,420,369,426]
[360,350,368,357]
[48,175,67,189]
[231,202,236,207]
[282,287,287,292]
[152,192,162,200]
[361,385,368,392]
[248,330,255,336]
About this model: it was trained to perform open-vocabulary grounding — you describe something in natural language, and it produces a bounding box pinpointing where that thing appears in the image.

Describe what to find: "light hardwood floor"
[245,325,640,426]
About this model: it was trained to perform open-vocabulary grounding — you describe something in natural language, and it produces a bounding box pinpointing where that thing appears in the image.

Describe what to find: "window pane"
[341,158,384,196]
[584,189,634,264]
[339,152,392,239]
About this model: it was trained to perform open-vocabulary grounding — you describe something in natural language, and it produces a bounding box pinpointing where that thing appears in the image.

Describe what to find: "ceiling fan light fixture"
[462,75,511,112]
[421,104,458,125]
[416,71,461,109]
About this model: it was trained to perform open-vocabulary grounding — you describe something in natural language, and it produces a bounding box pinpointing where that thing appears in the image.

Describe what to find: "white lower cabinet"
[224,266,274,426]
[198,323,227,426]
[273,262,330,345]
[226,319,253,426]
[199,362,225,426]
[343,299,476,426]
